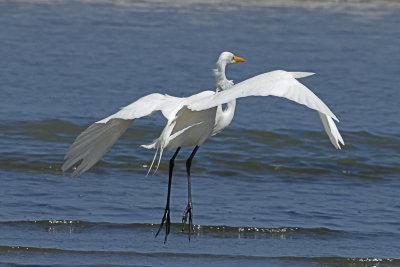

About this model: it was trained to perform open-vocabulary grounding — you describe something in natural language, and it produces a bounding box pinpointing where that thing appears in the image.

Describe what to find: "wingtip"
[291,72,315,79]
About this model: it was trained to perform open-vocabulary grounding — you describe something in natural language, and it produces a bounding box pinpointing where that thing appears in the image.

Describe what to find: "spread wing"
[62,93,183,177]
[188,70,344,148]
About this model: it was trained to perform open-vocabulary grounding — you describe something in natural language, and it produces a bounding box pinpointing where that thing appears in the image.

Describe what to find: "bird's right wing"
[97,93,183,124]
[62,93,183,177]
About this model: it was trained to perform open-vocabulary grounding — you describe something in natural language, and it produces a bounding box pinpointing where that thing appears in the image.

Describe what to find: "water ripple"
[1,120,399,181]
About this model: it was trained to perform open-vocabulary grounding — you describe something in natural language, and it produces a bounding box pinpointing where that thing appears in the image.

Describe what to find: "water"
[1,0,400,265]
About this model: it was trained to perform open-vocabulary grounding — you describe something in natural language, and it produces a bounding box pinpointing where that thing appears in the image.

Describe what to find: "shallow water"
[0,0,400,266]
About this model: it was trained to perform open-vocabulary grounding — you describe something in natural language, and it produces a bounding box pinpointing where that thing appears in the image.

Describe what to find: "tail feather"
[152,147,164,175]
[146,146,159,176]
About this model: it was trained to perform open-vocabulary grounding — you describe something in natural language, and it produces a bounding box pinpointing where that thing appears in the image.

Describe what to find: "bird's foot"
[155,206,171,244]
[181,202,193,240]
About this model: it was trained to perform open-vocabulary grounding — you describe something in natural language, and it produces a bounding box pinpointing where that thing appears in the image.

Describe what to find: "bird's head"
[217,51,246,66]
[214,51,246,91]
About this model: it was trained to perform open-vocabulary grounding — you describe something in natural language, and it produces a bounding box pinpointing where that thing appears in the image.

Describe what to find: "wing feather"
[318,112,345,149]
[62,119,133,177]
[188,70,344,149]
[188,70,338,122]
[62,93,183,176]
[97,93,182,123]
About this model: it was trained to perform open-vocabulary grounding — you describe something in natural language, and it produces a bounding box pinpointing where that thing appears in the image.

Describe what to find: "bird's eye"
[232,56,235,61]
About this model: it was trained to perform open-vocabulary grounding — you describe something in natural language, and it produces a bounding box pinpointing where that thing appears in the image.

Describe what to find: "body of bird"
[62,51,344,243]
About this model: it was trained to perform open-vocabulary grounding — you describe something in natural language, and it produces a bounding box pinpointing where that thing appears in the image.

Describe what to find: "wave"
[1,119,399,179]
[0,219,343,236]
[0,119,154,143]
[1,220,399,265]
[2,119,399,148]
[0,243,398,265]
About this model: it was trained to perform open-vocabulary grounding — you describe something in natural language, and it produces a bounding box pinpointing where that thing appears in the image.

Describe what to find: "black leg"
[182,145,200,241]
[155,147,181,244]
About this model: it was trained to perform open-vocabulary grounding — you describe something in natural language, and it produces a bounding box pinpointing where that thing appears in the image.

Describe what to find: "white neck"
[212,99,236,136]
[214,61,233,92]
[212,60,236,135]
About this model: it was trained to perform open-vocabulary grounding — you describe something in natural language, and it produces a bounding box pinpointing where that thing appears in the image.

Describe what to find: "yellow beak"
[233,55,246,63]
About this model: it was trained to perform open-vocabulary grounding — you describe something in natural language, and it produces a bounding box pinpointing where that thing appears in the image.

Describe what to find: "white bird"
[62,51,344,243]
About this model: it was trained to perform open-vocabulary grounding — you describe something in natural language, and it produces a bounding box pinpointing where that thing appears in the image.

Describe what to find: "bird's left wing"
[188,70,344,148]
[62,93,183,177]
[189,70,338,121]
[318,111,345,149]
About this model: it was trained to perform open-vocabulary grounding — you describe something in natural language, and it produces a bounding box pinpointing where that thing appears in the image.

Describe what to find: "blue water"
[0,0,400,266]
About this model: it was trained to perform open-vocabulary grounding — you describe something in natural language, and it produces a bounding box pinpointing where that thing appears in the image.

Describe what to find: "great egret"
[62,51,344,243]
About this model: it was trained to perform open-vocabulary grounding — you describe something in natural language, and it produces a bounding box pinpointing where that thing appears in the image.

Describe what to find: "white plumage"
[62,51,344,242]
